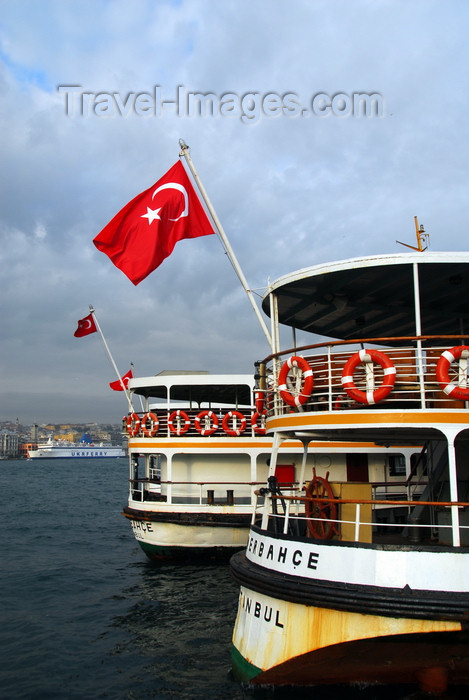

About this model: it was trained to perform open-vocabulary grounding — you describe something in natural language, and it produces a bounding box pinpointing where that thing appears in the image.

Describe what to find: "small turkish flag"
[74,313,97,338]
[109,369,133,391]
[93,161,215,285]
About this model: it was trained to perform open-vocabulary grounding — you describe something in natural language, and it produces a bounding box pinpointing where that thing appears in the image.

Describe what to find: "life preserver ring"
[126,412,141,436]
[194,410,218,436]
[222,410,247,436]
[278,356,314,407]
[251,410,267,435]
[436,345,469,401]
[140,412,159,436]
[341,349,396,404]
[254,390,265,413]
[168,410,191,435]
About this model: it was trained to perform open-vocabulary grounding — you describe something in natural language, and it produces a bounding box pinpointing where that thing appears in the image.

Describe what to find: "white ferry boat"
[28,433,125,459]
[230,250,469,694]
[121,371,408,560]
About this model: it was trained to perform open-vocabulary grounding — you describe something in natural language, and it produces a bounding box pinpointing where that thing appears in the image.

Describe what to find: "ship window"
[389,455,406,476]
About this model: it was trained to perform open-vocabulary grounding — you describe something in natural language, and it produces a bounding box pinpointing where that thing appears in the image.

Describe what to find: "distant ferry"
[27,433,125,459]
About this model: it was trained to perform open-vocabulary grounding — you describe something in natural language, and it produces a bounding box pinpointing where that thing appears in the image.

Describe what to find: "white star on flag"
[141,207,162,224]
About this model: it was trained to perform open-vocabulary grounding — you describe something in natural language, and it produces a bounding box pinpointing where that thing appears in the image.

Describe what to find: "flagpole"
[179,140,272,348]
[89,305,133,411]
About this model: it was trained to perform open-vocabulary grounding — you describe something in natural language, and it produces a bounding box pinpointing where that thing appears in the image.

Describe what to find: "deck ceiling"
[262,257,469,342]
[132,383,252,406]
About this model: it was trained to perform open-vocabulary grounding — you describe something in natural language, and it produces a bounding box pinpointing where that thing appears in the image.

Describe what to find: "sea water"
[0,458,457,699]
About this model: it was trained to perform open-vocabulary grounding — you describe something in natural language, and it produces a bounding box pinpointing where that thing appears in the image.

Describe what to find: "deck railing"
[129,478,267,506]
[252,488,469,548]
[258,336,469,415]
[123,407,266,439]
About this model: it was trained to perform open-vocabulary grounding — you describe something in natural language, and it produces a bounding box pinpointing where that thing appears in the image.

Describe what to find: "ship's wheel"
[305,470,339,539]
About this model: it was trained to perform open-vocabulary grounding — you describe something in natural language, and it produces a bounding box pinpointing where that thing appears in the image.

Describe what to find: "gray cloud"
[1,0,468,423]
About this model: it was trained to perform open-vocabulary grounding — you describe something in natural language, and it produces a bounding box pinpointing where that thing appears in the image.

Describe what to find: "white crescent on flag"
[141,183,189,225]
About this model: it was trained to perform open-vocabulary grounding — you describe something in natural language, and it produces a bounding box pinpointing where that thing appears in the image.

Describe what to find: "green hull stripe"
[231,643,262,681]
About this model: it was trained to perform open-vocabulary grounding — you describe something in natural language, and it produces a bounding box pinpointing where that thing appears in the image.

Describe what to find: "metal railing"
[258,336,469,415]
[123,408,266,439]
[252,489,469,547]
[129,478,267,506]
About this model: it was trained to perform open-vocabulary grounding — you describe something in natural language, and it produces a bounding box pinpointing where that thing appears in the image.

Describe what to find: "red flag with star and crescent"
[109,368,133,391]
[93,161,215,285]
[74,313,97,337]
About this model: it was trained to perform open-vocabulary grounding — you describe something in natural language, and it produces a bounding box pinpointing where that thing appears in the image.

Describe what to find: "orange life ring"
[222,410,247,436]
[341,349,396,404]
[126,412,141,436]
[254,390,265,413]
[194,410,218,436]
[168,410,190,435]
[140,412,159,436]
[251,410,267,435]
[436,345,469,401]
[278,356,314,407]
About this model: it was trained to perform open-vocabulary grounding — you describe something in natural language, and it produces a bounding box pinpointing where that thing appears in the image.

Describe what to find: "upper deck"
[262,252,469,342]
[129,370,253,405]
[260,252,469,444]
[125,371,263,441]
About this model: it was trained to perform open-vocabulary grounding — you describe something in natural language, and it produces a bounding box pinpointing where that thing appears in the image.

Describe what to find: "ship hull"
[232,596,468,689]
[231,574,468,689]
[230,529,469,690]
[123,506,251,559]
[28,446,125,458]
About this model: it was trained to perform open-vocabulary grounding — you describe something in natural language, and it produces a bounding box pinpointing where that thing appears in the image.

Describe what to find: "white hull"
[244,529,469,593]
[129,517,249,549]
[28,445,125,458]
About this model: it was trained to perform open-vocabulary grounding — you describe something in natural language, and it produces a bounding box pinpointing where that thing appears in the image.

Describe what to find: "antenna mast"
[396,216,429,252]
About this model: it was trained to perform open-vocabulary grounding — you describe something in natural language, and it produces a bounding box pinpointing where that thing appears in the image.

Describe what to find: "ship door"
[346,453,369,482]
[275,463,296,487]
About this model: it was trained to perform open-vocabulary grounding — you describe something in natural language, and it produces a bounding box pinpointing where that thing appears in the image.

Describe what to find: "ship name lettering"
[247,535,257,553]
[248,537,319,571]
[131,521,153,533]
[277,546,287,563]
[242,594,284,628]
[292,549,302,566]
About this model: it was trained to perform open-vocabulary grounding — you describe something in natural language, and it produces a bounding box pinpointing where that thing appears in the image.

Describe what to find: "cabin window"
[389,455,406,476]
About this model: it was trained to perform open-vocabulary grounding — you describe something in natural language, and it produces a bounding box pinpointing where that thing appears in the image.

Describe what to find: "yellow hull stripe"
[267,410,469,430]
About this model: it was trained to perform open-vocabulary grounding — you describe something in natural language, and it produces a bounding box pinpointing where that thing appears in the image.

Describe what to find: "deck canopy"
[262,252,469,343]
[129,371,253,406]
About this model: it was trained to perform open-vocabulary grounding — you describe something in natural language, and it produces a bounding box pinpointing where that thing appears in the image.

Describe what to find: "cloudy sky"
[1,0,468,425]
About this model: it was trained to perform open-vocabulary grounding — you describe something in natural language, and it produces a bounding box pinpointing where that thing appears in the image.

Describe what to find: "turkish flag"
[93,161,215,285]
[74,313,97,337]
[109,369,133,391]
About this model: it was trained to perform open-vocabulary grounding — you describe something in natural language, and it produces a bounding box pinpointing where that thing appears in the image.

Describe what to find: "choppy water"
[0,458,464,699]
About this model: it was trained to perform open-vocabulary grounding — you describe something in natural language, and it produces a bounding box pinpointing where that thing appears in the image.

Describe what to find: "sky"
[1,0,469,425]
